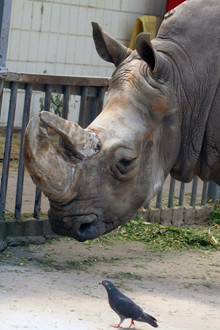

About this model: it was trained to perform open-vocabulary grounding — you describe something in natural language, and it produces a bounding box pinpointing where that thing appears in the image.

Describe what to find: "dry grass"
[0,127,21,155]
[0,127,59,161]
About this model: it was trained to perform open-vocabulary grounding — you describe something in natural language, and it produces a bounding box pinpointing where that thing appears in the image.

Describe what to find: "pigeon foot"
[129,319,135,328]
[110,324,122,328]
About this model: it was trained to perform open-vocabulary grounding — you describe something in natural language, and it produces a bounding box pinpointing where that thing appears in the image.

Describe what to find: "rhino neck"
[155,0,220,182]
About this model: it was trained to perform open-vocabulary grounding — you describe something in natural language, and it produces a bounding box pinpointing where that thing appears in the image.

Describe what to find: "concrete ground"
[0,238,219,330]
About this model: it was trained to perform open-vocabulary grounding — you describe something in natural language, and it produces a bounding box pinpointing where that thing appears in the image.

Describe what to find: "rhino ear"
[92,22,131,67]
[136,33,163,73]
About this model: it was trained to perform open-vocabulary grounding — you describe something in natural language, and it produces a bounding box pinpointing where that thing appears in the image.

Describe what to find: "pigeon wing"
[110,293,145,320]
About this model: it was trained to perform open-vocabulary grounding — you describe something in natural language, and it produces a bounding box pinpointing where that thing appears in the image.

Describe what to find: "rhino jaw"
[47,201,109,241]
[50,214,107,242]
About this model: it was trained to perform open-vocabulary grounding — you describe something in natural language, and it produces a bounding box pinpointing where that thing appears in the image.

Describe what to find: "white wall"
[6,0,167,77]
[1,0,167,126]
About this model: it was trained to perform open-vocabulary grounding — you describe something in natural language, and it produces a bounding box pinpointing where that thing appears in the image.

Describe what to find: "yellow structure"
[129,15,162,49]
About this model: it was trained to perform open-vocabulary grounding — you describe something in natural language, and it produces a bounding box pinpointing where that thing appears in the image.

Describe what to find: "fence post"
[168,177,175,207]
[0,82,18,221]
[15,84,32,219]
[190,176,198,208]
[207,181,220,203]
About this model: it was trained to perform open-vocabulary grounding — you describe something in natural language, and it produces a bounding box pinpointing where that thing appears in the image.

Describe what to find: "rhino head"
[23,23,181,241]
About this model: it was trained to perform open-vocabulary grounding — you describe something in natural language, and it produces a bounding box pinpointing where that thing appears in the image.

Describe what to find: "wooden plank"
[3,72,110,87]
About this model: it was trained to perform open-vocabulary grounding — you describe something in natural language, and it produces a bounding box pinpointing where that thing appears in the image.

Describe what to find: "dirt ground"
[0,238,219,330]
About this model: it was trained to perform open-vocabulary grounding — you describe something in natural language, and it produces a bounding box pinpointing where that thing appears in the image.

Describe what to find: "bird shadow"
[109,325,139,330]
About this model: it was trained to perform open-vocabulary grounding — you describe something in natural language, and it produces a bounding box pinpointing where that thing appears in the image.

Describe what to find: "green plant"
[39,93,63,116]
[39,70,63,116]
[206,208,220,225]
[116,216,220,251]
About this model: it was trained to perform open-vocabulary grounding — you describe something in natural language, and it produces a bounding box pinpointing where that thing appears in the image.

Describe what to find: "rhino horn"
[23,112,100,203]
[39,111,100,159]
[92,21,132,66]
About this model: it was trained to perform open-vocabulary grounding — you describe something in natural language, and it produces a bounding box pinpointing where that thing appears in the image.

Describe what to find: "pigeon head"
[100,280,116,292]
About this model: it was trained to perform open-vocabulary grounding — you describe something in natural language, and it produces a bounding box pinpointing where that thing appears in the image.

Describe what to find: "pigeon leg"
[128,319,135,328]
[110,317,124,328]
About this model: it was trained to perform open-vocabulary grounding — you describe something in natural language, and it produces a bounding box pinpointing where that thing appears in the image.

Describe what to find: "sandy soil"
[0,238,219,330]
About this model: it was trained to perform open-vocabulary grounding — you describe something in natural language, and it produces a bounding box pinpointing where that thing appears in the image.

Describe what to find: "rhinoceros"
[23,0,220,241]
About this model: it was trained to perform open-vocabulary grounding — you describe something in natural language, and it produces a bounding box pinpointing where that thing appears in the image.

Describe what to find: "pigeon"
[100,279,158,328]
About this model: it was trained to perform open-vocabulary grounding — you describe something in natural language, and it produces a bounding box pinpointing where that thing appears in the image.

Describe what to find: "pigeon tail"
[144,313,158,328]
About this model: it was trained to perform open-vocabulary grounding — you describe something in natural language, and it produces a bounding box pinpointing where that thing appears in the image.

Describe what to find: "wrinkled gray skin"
[23,0,220,241]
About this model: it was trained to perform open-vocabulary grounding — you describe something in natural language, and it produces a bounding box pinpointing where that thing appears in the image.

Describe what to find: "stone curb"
[138,205,213,226]
[0,206,213,252]
[0,218,58,252]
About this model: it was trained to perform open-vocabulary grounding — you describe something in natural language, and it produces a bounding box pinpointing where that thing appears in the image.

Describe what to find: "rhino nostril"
[78,222,91,233]
[75,219,106,242]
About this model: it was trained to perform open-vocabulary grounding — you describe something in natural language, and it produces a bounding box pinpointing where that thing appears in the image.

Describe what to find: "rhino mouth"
[48,201,123,242]
[48,208,108,241]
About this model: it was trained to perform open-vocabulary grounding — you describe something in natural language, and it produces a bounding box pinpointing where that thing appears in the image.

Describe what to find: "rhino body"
[23,0,220,241]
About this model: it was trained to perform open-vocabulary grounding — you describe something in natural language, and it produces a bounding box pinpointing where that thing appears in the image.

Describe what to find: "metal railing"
[0,72,219,221]
[0,72,108,220]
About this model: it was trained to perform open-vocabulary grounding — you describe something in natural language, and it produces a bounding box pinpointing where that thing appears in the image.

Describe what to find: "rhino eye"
[119,158,134,166]
[113,157,137,178]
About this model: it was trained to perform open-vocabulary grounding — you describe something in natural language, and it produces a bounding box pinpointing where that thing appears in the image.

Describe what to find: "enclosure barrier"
[0,72,108,221]
[0,72,219,224]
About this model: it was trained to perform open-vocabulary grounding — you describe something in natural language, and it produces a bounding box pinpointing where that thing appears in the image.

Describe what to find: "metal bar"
[0,76,5,117]
[190,176,198,208]
[144,202,150,209]
[201,181,208,206]
[33,86,52,218]
[85,96,96,127]
[62,85,70,119]
[96,86,106,116]
[0,0,13,71]
[44,84,52,111]
[34,187,41,219]
[81,86,106,127]
[58,86,70,147]
[0,82,18,220]
[156,189,162,209]
[179,182,185,206]
[207,181,219,203]
[78,86,88,127]
[14,84,32,219]
[168,177,175,208]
